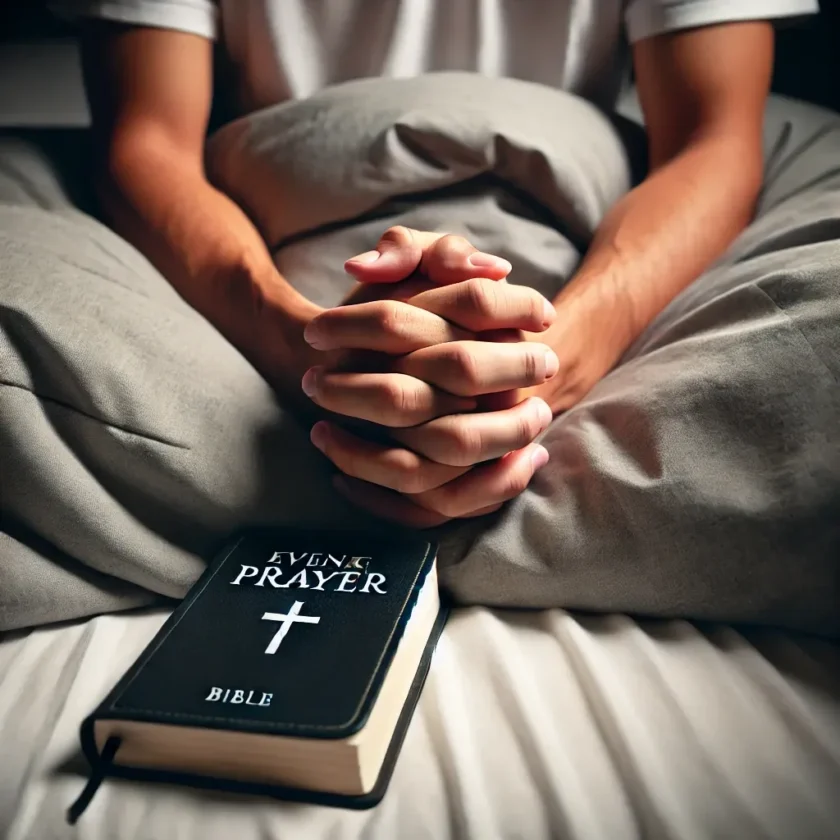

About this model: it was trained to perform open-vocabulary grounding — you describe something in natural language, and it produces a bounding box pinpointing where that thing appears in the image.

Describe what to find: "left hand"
[303,280,560,425]
[306,286,556,526]
[338,225,627,417]
[304,227,558,526]
[309,310,617,528]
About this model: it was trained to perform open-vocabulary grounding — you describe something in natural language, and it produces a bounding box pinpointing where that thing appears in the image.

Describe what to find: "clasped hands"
[297,227,566,528]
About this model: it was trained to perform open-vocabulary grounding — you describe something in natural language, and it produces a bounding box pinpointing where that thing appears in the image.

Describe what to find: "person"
[64,0,816,527]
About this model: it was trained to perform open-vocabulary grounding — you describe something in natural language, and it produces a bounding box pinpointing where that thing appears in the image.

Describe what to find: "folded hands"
[296,226,580,527]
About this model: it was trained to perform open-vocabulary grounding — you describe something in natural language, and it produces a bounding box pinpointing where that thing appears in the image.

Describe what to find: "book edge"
[80,533,247,768]
[81,529,436,761]
[80,602,450,810]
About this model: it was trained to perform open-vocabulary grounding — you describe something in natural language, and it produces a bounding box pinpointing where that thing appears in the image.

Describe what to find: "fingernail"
[346,250,380,267]
[468,252,512,273]
[531,445,550,471]
[301,366,321,398]
[542,299,555,328]
[544,350,559,379]
[310,421,330,452]
[303,321,326,349]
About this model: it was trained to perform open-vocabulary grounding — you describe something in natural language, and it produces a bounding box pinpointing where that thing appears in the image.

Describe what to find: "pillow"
[206,72,641,249]
[3,76,839,636]
[208,76,840,637]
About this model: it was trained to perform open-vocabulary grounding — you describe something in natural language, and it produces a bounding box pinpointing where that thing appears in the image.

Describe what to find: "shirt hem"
[625,0,819,43]
[51,0,218,41]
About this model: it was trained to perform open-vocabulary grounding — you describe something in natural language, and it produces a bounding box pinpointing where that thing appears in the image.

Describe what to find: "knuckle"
[436,234,472,265]
[386,378,425,423]
[528,293,546,325]
[440,233,470,248]
[381,225,413,246]
[378,377,407,414]
[522,349,541,383]
[387,450,425,493]
[449,424,484,465]
[393,381,416,414]
[401,473,430,495]
[463,277,496,318]
[516,412,542,445]
[450,344,482,391]
[427,490,460,519]
[501,468,532,499]
[375,301,408,336]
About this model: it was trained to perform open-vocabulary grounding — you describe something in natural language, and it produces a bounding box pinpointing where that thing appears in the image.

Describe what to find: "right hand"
[304,226,559,416]
[258,271,557,526]
[300,229,559,525]
[302,277,559,450]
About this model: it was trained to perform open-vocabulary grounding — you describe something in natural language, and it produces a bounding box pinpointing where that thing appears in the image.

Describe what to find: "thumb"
[345,226,443,284]
[420,234,511,286]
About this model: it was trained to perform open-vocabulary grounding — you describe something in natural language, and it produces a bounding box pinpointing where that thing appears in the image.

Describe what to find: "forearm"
[551,135,761,364]
[97,129,319,374]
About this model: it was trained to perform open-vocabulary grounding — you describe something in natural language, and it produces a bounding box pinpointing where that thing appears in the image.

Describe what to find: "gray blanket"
[1,75,838,635]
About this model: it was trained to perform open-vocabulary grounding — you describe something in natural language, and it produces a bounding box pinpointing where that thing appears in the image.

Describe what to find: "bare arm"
[535,22,773,411]
[247,22,774,523]
[81,25,320,396]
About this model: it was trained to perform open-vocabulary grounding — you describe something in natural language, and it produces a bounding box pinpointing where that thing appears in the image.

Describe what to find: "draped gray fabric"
[1,76,838,634]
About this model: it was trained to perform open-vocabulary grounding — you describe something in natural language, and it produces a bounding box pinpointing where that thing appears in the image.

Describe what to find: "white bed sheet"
[1,607,839,840]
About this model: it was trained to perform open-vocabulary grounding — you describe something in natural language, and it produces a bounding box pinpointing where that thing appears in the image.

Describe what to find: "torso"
[217,0,630,113]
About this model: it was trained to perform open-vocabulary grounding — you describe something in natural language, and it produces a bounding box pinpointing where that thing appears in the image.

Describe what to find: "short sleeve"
[624,0,820,43]
[51,0,219,40]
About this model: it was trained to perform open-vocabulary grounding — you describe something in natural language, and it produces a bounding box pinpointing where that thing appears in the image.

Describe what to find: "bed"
[2,605,839,840]
[1,41,839,840]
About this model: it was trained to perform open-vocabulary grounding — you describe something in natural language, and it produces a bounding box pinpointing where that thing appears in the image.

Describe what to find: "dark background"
[1,0,839,113]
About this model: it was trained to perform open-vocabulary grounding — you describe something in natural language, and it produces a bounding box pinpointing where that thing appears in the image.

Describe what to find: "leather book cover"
[75,527,443,809]
[85,527,437,737]
[81,607,448,811]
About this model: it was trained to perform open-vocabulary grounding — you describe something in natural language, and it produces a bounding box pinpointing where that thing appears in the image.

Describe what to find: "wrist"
[527,272,637,413]
[232,262,326,394]
[552,267,637,355]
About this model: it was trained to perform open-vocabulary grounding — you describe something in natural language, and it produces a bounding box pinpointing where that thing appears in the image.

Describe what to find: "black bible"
[68,528,444,820]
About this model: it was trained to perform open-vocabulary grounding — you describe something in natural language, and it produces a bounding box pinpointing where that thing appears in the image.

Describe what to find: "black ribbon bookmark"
[66,735,122,824]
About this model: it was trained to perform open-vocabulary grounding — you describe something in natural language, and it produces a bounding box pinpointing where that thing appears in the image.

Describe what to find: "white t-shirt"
[59,0,817,111]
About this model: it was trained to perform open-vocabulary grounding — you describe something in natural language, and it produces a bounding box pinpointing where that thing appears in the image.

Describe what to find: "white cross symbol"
[261,601,321,654]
